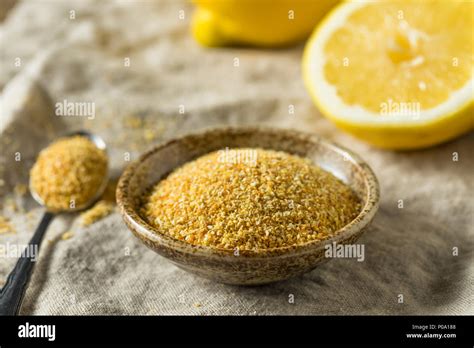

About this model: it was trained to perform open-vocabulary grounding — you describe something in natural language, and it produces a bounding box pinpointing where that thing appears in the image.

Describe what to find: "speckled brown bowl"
[116,127,379,285]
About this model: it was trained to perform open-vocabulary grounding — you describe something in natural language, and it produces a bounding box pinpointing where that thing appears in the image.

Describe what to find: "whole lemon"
[192,0,339,47]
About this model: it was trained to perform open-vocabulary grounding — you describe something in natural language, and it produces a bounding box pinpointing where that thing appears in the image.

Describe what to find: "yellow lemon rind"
[302,1,474,150]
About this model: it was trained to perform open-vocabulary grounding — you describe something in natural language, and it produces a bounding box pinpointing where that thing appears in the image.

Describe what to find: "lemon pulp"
[303,1,473,149]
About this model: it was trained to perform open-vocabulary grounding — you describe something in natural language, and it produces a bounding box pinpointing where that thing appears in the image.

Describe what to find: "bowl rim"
[116,126,380,258]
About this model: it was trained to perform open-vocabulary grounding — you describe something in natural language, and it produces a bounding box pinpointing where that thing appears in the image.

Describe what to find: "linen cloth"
[0,0,472,315]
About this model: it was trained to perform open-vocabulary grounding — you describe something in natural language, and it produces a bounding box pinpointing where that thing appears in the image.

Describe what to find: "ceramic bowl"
[116,127,380,285]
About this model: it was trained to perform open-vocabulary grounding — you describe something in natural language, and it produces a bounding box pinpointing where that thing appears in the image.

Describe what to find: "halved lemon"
[303,0,473,149]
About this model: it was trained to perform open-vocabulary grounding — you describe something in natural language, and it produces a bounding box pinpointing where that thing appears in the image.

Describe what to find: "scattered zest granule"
[61,231,75,240]
[80,200,115,226]
[0,216,14,234]
[80,179,117,226]
[30,136,108,211]
[141,148,361,251]
[14,183,28,196]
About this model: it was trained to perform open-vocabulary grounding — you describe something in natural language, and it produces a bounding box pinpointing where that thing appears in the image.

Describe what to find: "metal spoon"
[0,130,108,315]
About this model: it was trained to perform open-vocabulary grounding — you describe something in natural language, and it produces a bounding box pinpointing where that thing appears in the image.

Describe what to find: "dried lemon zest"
[141,148,360,251]
[14,183,28,196]
[80,200,115,227]
[61,231,74,240]
[0,216,15,234]
[30,136,108,211]
[79,179,117,226]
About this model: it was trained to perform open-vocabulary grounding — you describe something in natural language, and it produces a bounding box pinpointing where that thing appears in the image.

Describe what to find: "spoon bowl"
[29,130,109,212]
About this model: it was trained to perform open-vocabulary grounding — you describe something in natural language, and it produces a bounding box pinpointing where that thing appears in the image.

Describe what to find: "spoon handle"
[0,212,54,315]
